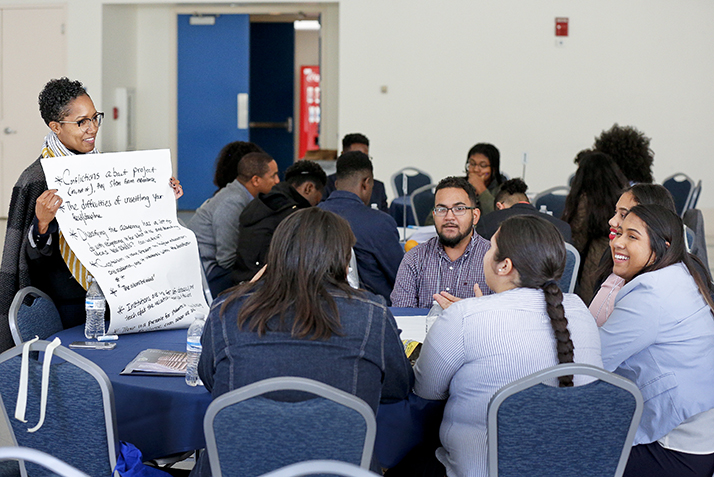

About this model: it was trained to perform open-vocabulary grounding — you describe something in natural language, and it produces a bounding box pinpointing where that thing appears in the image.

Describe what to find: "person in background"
[0,78,182,349]
[600,204,714,477]
[188,152,279,297]
[589,123,654,184]
[406,215,602,477]
[318,151,403,304]
[476,178,572,243]
[192,207,413,476]
[464,143,506,216]
[320,133,389,212]
[232,160,327,283]
[212,141,264,193]
[391,176,492,309]
[562,151,627,304]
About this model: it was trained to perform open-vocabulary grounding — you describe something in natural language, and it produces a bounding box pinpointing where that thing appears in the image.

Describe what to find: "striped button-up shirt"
[390,232,492,308]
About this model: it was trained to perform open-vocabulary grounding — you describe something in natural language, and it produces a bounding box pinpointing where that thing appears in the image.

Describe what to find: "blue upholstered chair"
[683,208,709,268]
[662,173,695,217]
[409,183,436,227]
[390,167,432,198]
[204,377,377,477]
[8,287,63,346]
[685,179,702,212]
[0,340,119,477]
[533,186,570,220]
[487,363,643,477]
[0,447,90,477]
[559,242,581,294]
[259,459,382,477]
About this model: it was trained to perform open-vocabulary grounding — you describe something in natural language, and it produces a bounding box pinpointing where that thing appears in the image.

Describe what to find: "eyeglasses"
[466,160,490,170]
[59,112,104,131]
[433,205,475,217]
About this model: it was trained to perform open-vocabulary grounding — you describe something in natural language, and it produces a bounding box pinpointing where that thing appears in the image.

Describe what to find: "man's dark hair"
[591,123,654,184]
[466,143,503,186]
[38,77,88,125]
[494,178,529,206]
[237,152,274,182]
[435,176,479,208]
[342,133,369,151]
[213,141,264,190]
[285,160,327,190]
[335,151,372,182]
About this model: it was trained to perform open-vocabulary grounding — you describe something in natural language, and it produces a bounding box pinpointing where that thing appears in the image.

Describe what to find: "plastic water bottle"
[185,313,206,386]
[84,278,106,339]
[425,300,443,335]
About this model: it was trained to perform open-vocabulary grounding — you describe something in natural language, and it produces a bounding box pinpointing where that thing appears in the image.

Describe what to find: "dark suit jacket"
[321,173,389,213]
[476,202,573,243]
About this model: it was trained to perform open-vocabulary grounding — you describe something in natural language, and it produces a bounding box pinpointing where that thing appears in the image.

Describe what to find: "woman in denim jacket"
[601,204,714,477]
[191,208,413,477]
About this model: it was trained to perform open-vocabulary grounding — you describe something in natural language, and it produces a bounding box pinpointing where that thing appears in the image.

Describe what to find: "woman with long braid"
[412,215,602,477]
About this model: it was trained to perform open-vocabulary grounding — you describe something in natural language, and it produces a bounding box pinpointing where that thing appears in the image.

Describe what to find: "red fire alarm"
[555,17,569,37]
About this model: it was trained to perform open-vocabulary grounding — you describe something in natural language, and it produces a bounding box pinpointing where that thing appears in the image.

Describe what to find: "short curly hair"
[38,77,88,125]
[592,124,654,184]
[285,160,327,190]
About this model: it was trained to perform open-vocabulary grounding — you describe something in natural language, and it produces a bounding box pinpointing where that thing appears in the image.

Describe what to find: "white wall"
[18,0,714,207]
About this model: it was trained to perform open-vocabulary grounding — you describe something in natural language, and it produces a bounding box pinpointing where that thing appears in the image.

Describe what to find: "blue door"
[177,14,250,209]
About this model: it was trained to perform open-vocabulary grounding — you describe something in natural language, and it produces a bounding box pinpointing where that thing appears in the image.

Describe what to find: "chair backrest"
[0,447,90,477]
[409,184,436,227]
[204,377,377,477]
[0,340,119,477]
[9,287,63,346]
[662,173,695,217]
[259,459,382,477]
[559,243,581,294]
[533,186,570,219]
[685,179,702,212]
[487,363,643,477]
[390,167,432,198]
[683,208,709,268]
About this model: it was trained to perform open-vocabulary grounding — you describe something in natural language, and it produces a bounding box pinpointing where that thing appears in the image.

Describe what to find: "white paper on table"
[41,149,209,335]
[394,315,427,343]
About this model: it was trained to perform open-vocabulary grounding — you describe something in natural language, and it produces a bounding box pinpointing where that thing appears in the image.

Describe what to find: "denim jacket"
[198,286,414,413]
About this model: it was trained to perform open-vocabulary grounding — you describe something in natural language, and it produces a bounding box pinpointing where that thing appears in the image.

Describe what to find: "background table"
[52,308,430,463]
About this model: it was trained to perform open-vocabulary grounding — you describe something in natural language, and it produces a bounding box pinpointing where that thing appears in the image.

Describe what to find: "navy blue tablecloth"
[389,196,416,227]
[52,307,433,465]
[52,326,212,461]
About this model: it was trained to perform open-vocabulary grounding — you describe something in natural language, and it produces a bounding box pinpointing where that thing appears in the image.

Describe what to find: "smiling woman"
[600,204,714,477]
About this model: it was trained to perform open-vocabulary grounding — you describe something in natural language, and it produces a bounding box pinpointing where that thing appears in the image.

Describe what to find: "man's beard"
[438,226,471,248]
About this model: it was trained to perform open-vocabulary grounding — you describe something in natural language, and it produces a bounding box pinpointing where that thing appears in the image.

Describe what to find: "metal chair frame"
[0,447,90,477]
[8,286,62,346]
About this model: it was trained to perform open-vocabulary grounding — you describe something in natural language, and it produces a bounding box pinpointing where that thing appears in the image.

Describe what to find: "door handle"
[249,117,293,133]
[4,127,17,134]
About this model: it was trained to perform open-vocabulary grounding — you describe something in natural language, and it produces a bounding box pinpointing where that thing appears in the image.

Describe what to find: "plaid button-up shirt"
[390,232,493,308]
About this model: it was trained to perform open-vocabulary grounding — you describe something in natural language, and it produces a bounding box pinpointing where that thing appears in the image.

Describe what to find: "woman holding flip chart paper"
[0,77,183,346]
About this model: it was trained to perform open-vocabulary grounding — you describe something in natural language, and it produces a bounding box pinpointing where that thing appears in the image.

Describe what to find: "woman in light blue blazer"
[601,204,714,477]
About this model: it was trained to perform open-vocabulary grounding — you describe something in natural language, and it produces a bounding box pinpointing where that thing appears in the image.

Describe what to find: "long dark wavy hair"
[562,152,628,245]
[494,215,575,387]
[625,205,714,313]
[220,208,357,340]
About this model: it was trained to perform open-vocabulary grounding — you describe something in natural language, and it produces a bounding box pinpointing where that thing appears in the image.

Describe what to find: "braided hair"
[495,215,575,387]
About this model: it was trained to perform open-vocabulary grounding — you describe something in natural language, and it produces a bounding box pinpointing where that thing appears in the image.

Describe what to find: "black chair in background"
[533,186,570,219]
[662,173,695,217]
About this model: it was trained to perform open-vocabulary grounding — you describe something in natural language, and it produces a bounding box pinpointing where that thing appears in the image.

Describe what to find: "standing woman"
[193,207,413,476]
[413,215,602,477]
[561,151,627,304]
[0,78,182,346]
[465,143,505,216]
[601,204,714,477]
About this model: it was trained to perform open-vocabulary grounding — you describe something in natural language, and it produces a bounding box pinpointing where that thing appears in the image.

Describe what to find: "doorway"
[177,14,317,210]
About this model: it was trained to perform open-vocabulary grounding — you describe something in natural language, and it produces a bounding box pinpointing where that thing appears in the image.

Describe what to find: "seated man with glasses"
[391,176,493,308]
